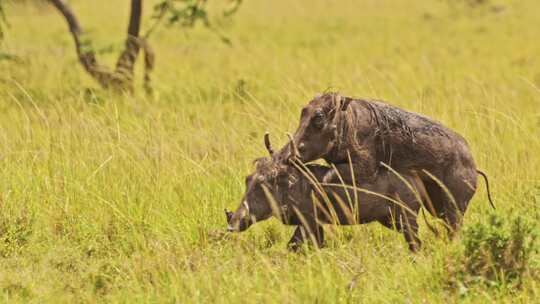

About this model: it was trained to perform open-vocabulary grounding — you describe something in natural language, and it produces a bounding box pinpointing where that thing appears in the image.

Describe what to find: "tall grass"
[0,0,539,302]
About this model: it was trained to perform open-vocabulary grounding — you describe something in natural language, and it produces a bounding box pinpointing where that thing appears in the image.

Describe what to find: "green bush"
[0,211,34,258]
[447,214,539,291]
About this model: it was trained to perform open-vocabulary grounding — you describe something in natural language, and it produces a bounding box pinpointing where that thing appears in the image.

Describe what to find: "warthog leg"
[377,203,421,252]
[401,211,421,252]
[417,163,477,238]
[287,224,325,251]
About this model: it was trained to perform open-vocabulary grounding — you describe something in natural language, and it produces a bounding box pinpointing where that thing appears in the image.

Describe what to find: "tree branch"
[49,0,151,93]
[0,1,8,40]
[127,0,142,37]
[115,0,143,84]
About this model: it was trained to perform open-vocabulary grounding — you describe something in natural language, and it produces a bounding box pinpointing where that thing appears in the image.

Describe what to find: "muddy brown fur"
[284,92,494,234]
[226,135,424,252]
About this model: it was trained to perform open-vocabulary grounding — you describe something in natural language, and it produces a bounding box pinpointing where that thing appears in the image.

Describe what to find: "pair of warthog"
[226,93,493,251]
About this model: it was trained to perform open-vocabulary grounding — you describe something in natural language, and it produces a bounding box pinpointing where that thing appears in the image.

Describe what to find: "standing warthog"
[286,93,494,234]
[226,134,426,252]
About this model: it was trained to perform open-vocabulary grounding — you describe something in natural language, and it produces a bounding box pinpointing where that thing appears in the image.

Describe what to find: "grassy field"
[1,0,539,302]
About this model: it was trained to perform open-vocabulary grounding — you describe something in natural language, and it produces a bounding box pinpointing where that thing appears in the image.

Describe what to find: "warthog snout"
[225,209,233,223]
[226,133,296,234]
[225,201,255,232]
[224,209,235,231]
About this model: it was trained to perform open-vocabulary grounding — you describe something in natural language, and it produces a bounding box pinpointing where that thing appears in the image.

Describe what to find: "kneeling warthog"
[226,134,426,252]
[285,93,494,235]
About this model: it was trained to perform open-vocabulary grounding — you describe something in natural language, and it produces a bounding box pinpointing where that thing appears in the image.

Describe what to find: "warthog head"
[226,133,307,232]
[291,92,351,162]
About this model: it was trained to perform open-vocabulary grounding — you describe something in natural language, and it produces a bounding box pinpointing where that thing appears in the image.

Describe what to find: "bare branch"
[49,0,154,93]
[0,0,8,40]
[115,0,143,85]
[48,0,118,89]
[141,38,155,95]
[127,0,142,37]
[48,0,240,93]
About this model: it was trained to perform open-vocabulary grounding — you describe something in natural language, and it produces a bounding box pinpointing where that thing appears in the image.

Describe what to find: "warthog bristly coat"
[284,93,493,234]
[226,134,425,252]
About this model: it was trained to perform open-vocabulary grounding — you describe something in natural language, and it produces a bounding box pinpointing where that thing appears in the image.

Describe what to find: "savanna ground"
[1,0,540,303]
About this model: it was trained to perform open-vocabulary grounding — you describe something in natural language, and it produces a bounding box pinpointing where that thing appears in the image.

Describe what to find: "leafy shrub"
[446,214,539,291]
[0,211,34,258]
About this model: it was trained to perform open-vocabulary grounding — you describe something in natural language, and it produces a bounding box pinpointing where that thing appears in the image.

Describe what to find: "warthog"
[286,93,494,234]
[226,134,426,252]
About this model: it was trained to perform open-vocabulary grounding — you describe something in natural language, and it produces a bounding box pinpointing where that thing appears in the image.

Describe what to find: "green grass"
[0,0,539,302]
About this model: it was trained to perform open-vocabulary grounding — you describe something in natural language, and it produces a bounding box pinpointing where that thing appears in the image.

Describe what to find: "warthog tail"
[476,170,495,209]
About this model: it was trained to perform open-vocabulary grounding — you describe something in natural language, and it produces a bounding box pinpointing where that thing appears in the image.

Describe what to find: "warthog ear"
[286,133,299,161]
[340,96,352,111]
[224,209,233,223]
